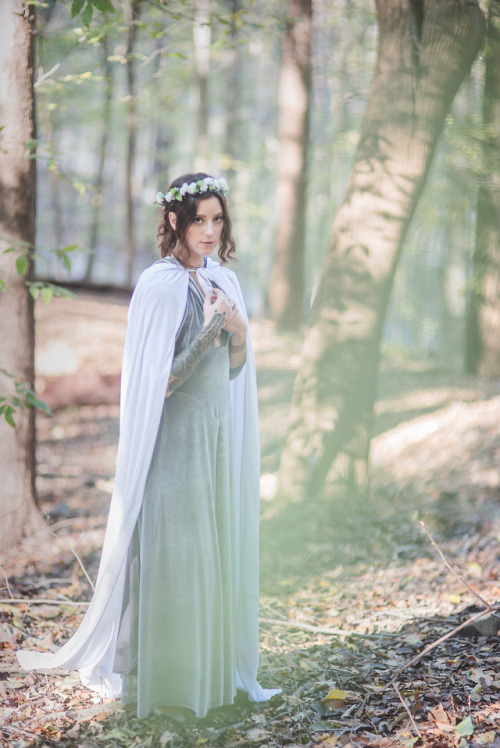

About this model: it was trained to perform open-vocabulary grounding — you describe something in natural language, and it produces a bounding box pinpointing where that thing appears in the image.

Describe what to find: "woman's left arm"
[223,301,247,377]
[229,327,247,376]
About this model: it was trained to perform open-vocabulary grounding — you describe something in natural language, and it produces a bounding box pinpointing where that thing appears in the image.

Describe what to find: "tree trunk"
[465,0,500,376]
[269,0,312,331]
[125,0,141,287]
[38,103,64,253]
[85,37,113,282]
[278,0,485,503]
[223,0,243,182]
[0,1,40,549]
[193,0,210,171]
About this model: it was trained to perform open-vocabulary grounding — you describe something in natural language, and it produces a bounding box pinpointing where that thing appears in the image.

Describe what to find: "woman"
[17,172,280,719]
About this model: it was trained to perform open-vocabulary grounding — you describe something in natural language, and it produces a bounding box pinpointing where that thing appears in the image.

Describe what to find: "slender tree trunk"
[38,104,64,252]
[125,0,141,287]
[85,37,113,282]
[278,0,486,504]
[269,0,312,331]
[223,0,242,182]
[0,1,41,549]
[465,0,500,375]
[193,0,210,171]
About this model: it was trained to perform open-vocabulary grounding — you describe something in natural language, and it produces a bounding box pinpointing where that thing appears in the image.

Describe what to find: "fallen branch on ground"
[392,681,422,739]
[260,617,396,639]
[0,598,89,607]
[419,520,492,609]
[394,521,500,677]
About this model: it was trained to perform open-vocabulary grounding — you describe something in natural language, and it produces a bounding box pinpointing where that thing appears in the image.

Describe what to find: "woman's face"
[170,195,224,268]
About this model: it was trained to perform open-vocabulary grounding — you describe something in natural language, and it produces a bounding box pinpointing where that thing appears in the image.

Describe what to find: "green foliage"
[27,281,77,302]
[0,369,53,428]
[71,0,116,27]
[1,239,78,295]
[0,240,75,425]
[15,254,28,277]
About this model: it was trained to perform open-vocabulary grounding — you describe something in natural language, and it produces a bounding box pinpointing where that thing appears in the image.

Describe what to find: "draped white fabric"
[17,257,279,704]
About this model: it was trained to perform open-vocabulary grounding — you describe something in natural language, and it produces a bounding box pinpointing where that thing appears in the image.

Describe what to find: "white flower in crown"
[155,176,229,207]
[215,178,229,192]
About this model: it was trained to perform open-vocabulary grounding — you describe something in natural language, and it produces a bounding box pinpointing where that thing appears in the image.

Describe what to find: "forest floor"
[2,291,500,748]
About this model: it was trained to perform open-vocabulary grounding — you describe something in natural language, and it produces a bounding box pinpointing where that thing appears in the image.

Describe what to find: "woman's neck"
[171,251,206,270]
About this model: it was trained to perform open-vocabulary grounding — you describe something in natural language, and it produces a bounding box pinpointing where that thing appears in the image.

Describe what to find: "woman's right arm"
[166,292,232,397]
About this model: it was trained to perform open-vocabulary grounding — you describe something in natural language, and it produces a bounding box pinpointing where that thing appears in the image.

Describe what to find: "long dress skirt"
[113,281,237,719]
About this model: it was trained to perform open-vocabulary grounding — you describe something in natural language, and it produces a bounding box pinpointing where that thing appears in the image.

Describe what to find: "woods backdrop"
[0,0,499,547]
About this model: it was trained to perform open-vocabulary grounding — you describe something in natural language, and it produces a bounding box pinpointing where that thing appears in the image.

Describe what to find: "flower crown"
[155,176,229,207]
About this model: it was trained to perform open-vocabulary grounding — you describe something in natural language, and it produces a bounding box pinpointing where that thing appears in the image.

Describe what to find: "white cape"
[17,257,279,705]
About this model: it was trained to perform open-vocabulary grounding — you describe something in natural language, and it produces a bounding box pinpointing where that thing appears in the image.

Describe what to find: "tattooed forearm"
[166,312,226,397]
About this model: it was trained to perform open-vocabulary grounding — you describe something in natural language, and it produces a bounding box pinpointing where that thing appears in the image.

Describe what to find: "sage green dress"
[113,274,239,719]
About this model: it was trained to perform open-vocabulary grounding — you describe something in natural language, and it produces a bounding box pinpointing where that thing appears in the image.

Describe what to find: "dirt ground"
[2,291,500,748]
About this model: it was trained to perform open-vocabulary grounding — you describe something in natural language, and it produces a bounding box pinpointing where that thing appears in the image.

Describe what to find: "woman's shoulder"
[132,258,187,307]
[136,258,182,286]
[206,258,238,282]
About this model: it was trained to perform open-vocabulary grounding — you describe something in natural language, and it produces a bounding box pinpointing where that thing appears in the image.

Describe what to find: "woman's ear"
[168,211,177,230]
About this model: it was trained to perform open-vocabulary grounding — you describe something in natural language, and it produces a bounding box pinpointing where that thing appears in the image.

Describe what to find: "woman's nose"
[204,222,215,236]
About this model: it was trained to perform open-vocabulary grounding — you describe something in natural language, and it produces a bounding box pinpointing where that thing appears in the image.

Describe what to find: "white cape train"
[17,257,280,705]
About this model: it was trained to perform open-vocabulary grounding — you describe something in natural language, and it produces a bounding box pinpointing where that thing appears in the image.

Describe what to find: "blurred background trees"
[466,0,500,377]
[2,0,500,545]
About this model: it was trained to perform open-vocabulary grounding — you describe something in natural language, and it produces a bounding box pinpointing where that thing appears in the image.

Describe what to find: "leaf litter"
[2,294,500,747]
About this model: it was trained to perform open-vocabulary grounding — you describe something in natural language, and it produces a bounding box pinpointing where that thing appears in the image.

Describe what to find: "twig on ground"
[49,515,106,533]
[0,598,89,607]
[419,521,491,608]
[1,724,41,740]
[260,617,396,639]
[392,681,422,738]
[395,522,500,678]
[395,604,500,676]
[259,600,291,621]
[38,699,121,724]
[51,532,95,593]
[0,565,13,599]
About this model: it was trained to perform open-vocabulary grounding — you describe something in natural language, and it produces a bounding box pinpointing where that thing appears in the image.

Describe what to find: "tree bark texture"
[269,0,312,331]
[465,0,500,376]
[278,0,486,503]
[125,0,141,287]
[0,0,40,548]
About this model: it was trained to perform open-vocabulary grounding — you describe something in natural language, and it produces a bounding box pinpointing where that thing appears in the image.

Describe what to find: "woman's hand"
[217,293,246,336]
[202,289,233,327]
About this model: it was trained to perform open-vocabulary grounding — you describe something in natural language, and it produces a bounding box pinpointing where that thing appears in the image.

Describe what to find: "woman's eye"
[215,216,223,223]
[194,217,203,224]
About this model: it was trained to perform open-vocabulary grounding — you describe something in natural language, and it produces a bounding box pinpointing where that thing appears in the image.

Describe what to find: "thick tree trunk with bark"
[0,1,40,548]
[269,0,312,331]
[465,1,500,376]
[278,0,485,503]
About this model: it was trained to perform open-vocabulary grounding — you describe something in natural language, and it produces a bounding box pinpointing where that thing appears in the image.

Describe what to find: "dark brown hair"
[157,172,236,266]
